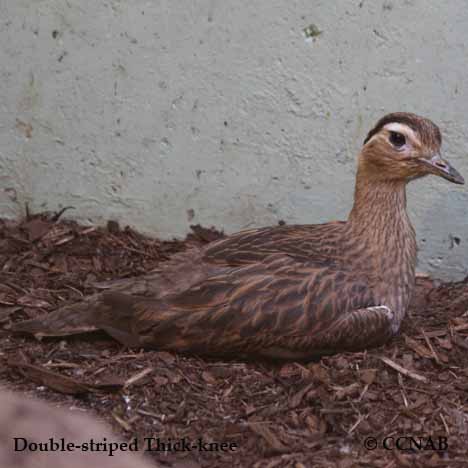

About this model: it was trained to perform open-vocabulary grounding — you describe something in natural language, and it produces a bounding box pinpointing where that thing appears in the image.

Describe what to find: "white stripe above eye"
[383,122,420,145]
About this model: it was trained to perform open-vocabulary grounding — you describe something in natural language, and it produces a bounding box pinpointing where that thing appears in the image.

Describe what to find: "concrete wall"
[1,0,467,280]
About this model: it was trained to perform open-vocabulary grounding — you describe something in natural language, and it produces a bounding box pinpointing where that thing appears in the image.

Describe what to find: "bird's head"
[359,112,464,185]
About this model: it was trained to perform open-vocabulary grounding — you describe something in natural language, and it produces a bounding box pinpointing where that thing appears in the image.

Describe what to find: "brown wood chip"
[7,360,123,395]
[248,421,289,453]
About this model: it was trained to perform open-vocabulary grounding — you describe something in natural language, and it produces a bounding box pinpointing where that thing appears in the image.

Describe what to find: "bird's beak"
[418,153,465,185]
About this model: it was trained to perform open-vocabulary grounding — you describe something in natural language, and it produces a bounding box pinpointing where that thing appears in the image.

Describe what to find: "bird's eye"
[389,131,406,148]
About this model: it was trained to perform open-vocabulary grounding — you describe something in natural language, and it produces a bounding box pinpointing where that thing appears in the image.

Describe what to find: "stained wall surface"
[1,1,467,279]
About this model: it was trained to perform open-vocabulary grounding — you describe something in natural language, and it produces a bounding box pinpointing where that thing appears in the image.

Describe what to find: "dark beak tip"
[420,155,465,185]
[449,168,465,185]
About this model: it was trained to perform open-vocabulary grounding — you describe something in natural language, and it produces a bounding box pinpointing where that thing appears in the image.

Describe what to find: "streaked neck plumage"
[348,165,412,246]
[345,163,418,326]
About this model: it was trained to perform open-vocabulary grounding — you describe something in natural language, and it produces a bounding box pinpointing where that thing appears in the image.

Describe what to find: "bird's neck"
[346,167,418,326]
[347,169,414,250]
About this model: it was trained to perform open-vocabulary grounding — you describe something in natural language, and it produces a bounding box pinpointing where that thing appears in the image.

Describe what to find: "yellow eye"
[389,131,406,148]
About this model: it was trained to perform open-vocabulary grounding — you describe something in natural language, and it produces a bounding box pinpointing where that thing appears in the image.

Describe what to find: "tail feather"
[8,247,219,340]
[9,295,102,338]
[9,291,151,349]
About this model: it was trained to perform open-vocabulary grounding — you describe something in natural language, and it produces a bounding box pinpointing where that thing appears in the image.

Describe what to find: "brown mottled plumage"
[10,113,464,360]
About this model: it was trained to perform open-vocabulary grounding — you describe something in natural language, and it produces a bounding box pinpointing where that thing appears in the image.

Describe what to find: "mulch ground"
[1,213,468,468]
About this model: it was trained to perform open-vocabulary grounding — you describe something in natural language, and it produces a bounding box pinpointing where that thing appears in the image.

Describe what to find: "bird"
[9,112,464,360]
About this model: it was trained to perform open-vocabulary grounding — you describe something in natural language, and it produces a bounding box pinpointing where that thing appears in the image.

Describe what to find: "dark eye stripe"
[389,131,406,147]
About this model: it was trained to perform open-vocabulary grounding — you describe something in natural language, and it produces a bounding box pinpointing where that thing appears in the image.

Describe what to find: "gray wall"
[1,0,467,280]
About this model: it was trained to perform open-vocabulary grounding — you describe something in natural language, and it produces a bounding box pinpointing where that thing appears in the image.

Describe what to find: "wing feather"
[103,253,376,356]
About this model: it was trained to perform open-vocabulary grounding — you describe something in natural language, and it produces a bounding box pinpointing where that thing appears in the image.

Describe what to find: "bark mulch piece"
[1,213,468,467]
